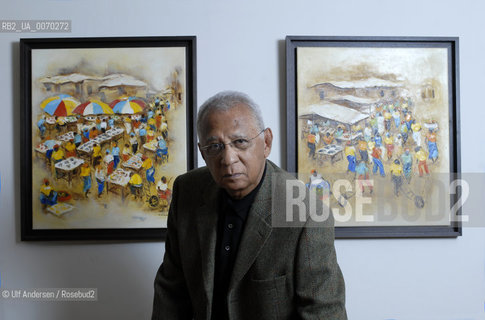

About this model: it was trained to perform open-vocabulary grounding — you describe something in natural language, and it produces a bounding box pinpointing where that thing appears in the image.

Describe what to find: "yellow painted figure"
[390,159,403,196]
[80,162,92,197]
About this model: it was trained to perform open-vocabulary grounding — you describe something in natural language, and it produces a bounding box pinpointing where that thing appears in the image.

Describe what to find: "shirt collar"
[222,162,267,219]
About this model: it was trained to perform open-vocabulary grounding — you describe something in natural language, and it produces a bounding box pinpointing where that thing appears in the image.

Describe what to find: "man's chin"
[221,181,251,198]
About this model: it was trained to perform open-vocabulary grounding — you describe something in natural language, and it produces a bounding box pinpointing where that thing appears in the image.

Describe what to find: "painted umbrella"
[73,100,114,115]
[109,97,146,114]
[40,94,80,116]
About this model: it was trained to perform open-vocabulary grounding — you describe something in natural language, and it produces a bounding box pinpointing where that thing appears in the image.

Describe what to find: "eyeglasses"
[200,128,266,157]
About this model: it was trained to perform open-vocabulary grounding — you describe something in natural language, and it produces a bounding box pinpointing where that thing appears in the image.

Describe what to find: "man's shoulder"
[263,160,302,200]
[266,160,296,181]
[175,166,214,188]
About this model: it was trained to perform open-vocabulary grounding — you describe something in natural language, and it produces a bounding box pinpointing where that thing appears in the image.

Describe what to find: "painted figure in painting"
[426,129,439,163]
[390,159,403,196]
[39,178,57,209]
[95,163,106,197]
[355,160,372,194]
[372,145,385,177]
[415,146,430,177]
[344,141,356,173]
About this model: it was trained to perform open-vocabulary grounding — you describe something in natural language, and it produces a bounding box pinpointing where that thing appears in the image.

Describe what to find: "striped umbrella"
[109,97,146,114]
[73,100,114,115]
[40,94,80,116]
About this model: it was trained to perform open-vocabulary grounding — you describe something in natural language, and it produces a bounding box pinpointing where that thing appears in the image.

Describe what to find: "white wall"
[1,0,484,319]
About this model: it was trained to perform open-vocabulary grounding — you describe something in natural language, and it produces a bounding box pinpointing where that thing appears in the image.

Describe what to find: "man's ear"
[198,143,206,162]
[263,128,273,158]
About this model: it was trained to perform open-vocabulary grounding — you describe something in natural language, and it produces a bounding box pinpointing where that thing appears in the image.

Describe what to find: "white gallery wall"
[0,0,484,319]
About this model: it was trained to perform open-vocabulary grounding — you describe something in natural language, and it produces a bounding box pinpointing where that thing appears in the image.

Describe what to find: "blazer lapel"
[195,181,221,310]
[228,162,274,291]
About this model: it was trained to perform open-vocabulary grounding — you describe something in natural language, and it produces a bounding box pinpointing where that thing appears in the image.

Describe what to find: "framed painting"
[286,36,461,238]
[20,36,197,240]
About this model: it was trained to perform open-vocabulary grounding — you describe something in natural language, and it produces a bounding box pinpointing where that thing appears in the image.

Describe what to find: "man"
[129,132,138,154]
[357,138,368,162]
[74,131,82,147]
[157,176,172,205]
[148,116,157,131]
[307,169,330,202]
[100,119,107,133]
[152,91,346,320]
[95,162,106,198]
[108,116,114,129]
[156,136,169,164]
[411,122,422,147]
[122,143,132,162]
[65,139,77,158]
[415,146,430,177]
[383,109,392,131]
[322,131,334,145]
[139,124,147,145]
[51,144,64,164]
[82,127,90,143]
[355,160,372,194]
[39,178,57,209]
[142,155,155,185]
[400,120,409,145]
[389,159,403,196]
[92,143,102,167]
[308,168,323,185]
[426,129,439,163]
[111,141,121,169]
[344,141,356,173]
[129,172,143,199]
[383,132,394,160]
[147,126,156,142]
[37,115,46,138]
[80,162,91,198]
[401,148,413,184]
[104,149,114,175]
[371,144,385,177]
[89,126,99,140]
[160,120,169,140]
[307,131,316,159]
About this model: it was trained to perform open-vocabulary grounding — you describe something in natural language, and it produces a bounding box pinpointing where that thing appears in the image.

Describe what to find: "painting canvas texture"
[31,47,187,229]
[297,46,452,227]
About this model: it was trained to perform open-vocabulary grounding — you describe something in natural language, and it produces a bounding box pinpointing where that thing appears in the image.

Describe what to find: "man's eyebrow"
[228,133,249,140]
[203,133,250,144]
[203,136,220,143]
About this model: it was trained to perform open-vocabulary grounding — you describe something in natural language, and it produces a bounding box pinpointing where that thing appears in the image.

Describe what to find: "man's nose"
[220,144,239,165]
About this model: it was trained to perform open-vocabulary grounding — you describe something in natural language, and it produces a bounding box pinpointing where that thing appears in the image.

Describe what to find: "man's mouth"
[223,173,243,179]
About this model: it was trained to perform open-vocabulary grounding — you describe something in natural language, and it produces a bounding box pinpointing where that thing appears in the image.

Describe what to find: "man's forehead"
[209,103,252,121]
[202,106,259,139]
[204,127,255,142]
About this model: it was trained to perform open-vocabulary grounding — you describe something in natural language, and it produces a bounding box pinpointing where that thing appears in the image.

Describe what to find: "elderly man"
[152,91,346,320]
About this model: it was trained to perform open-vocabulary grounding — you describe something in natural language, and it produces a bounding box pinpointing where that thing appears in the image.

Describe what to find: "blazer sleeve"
[294,212,347,319]
[152,177,193,320]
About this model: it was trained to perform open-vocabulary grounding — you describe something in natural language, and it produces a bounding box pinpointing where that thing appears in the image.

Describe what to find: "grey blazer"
[152,160,347,320]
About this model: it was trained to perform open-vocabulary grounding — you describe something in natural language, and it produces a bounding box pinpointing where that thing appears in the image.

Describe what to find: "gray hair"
[197,91,265,140]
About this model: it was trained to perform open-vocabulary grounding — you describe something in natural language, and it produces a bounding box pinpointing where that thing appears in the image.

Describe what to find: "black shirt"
[211,164,266,320]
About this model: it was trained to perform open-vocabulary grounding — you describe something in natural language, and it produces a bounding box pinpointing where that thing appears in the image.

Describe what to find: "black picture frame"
[20,36,197,241]
[286,36,461,238]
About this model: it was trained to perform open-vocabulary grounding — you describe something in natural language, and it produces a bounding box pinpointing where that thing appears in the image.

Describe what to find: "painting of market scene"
[31,47,189,230]
[297,46,452,226]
